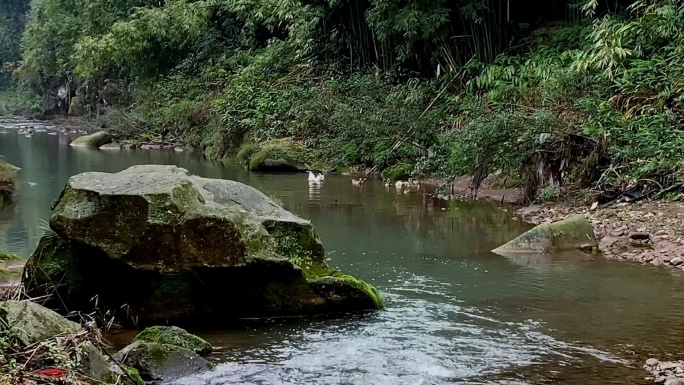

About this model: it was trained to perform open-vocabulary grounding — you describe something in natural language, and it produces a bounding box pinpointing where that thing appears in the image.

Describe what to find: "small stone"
[664,378,684,385]
[643,255,655,262]
[630,232,651,240]
[662,255,673,262]
[611,230,625,237]
[647,358,661,367]
[656,230,668,236]
[660,235,672,240]
[670,257,683,266]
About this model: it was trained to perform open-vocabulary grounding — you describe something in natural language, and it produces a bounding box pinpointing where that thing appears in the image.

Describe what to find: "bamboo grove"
[2,0,684,202]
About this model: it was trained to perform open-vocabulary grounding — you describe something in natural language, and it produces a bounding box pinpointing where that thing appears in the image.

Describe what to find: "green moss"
[236,142,259,167]
[125,367,144,385]
[330,272,385,309]
[0,159,19,206]
[133,326,212,356]
[104,365,144,385]
[0,253,20,262]
[249,149,268,171]
[266,223,331,278]
[382,163,413,181]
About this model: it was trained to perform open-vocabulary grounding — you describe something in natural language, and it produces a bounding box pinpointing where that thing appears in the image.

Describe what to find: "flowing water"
[2,121,684,384]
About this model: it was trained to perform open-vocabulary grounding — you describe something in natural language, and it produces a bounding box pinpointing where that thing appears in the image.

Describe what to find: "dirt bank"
[516,201,684,271]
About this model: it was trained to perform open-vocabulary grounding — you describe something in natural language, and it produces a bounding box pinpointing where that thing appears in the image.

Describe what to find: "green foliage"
[0,0,30,89]
[0,88,43,117]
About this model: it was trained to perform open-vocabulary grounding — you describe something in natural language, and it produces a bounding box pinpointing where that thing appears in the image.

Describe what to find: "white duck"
[308,171,324,183]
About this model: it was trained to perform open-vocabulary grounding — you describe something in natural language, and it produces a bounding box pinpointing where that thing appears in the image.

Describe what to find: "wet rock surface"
[516,202,684,271]
[114,341,212,382]
[644,359,684,384]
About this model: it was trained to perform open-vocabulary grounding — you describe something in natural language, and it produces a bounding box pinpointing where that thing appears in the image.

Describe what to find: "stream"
[2,120,684,384]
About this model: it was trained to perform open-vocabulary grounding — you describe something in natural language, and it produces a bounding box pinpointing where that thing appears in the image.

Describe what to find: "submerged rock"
[133,326,212,356]
[114,341,212,382]
[69,131,112,147]
[492,214,598,255]
[24,165,383,326]
[0,159,19,208]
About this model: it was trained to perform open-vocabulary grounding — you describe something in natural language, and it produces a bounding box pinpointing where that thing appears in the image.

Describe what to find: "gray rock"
[0,300,80,345]
[114,341,211,382]
[647,358,661,367]
[670,257,683,266]
[24,165,383,326]
[492,214,597,255]
[70,131,112,147]
[665,378,684,385]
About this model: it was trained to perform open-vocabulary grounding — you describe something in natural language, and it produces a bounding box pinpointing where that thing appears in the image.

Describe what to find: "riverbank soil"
[517,201,684,271]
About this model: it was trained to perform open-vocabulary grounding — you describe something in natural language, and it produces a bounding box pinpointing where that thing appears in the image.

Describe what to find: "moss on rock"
[69,131,112,147]
[247,137,312,172]
[492,214,598,255]
[382,163,413,181]
[0,159,19,208]
[309,273,385,311]
[133,326,212,356]
[113,341,212,382]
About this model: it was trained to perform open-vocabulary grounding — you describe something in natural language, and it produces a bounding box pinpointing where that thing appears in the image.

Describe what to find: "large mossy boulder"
[133,326,212,356]
[492,214,598,255]
[240,138,310,173]
[114,341,211,382]
[0,159,19,208]
[23,165,383,326]
[69,131,112,147]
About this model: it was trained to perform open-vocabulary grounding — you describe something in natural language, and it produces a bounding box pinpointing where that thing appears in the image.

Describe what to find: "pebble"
[656,230,668,236]
[670,257,683,266]
[647,359,661,367]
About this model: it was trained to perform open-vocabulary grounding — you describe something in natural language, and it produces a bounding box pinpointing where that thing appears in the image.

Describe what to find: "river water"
[2,122,684,384]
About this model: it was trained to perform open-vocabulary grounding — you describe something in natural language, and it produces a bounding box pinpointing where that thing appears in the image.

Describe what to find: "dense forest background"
[1,0,683,201]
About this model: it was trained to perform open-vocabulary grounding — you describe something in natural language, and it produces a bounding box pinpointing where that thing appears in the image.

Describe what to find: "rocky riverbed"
[644,359,684,385]
[516,201,684,272]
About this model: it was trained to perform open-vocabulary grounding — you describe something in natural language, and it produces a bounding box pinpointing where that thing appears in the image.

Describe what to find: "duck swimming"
[351,177,366,186]
[308,171,324,183]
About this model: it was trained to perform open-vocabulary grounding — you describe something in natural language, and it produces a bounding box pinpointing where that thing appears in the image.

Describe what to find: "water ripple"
[167,274,622,385]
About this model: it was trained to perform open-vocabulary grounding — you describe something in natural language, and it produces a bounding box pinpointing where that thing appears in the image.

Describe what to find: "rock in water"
[133,326,212,356]
[492,214,598,255]
[0,159,20,208]
[24,165,383,326]
[245,138,309,173]
[69,131,112,147]
[114,342,211,382]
